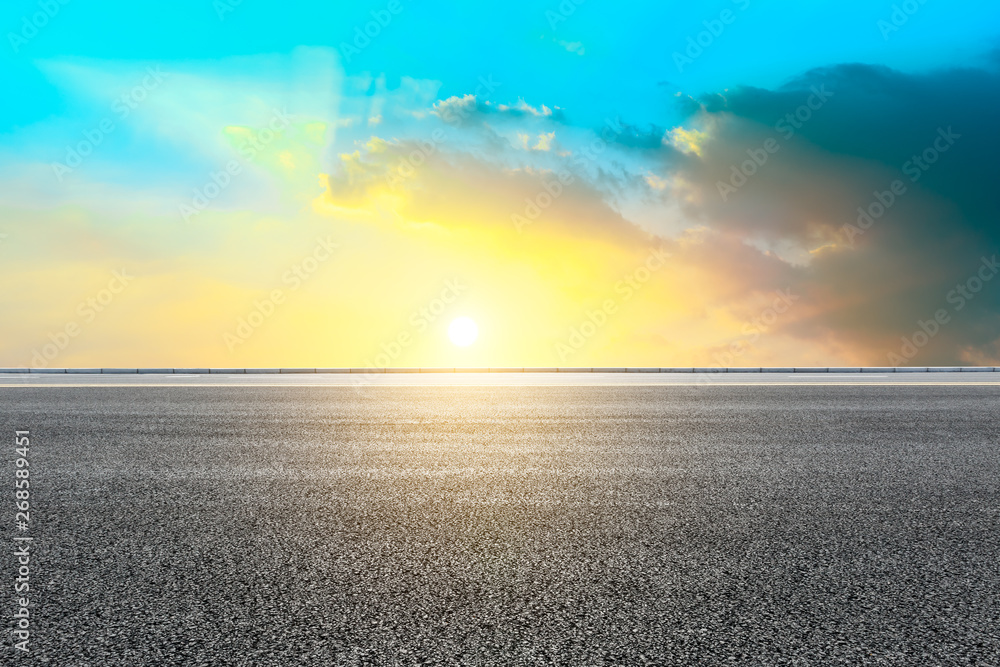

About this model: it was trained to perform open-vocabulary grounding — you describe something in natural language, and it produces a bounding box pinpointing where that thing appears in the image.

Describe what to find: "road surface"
[2,379,998,664]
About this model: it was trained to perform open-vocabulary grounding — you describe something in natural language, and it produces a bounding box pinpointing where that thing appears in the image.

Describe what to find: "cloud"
[7,44,1000,367]
[432,95,565,126]
[636,58,1000,365]
[512,131,557,151]
[317,134,648,246]
[665,126,707,156]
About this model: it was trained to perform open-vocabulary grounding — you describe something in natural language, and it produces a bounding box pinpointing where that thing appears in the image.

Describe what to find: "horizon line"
[4,366,999,375]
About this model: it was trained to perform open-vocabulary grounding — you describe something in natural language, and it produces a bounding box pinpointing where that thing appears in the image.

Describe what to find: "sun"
[448,316,479,347]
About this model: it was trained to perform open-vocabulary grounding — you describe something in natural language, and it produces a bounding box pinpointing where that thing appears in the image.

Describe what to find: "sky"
[2,0,1000,368]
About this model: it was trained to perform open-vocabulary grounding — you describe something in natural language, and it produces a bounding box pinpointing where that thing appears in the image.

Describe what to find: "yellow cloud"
[304,122,328,144]
[666,126,708,156]
[644,173,669,190]
[532,132,556,151]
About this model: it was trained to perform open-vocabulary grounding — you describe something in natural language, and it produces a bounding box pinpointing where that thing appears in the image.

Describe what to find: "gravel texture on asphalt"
[1,386,999,666]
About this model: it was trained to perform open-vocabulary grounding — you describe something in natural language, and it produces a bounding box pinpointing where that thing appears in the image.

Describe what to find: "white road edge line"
[791,374,888,377]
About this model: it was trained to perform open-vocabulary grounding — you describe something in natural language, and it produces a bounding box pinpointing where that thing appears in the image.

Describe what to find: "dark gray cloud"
[712,63,1000,232]
[663,57,1000,365]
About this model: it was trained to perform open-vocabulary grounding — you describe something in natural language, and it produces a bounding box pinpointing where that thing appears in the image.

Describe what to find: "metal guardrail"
[1,367,998,374]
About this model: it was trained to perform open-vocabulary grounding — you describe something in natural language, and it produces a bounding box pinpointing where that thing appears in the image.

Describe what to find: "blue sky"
[5,0,997,132]
[2,1,1000,367]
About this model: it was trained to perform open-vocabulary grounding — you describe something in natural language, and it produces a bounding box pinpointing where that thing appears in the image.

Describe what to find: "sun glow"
[448,316,479,347]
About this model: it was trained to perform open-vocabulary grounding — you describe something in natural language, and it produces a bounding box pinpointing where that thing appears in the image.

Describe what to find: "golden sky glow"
[4,42,999,369]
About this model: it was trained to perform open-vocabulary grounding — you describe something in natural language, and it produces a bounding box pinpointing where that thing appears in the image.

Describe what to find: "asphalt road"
[2,385,999,665]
